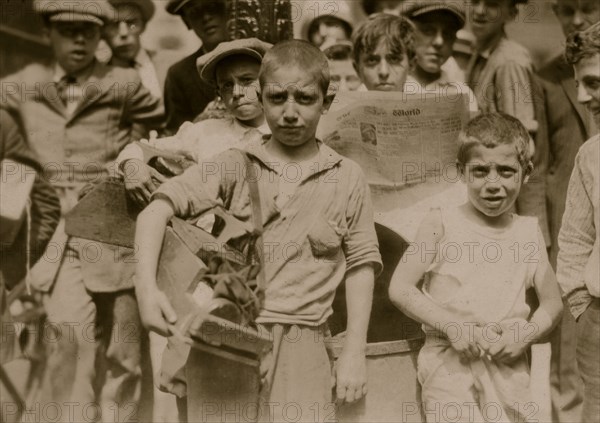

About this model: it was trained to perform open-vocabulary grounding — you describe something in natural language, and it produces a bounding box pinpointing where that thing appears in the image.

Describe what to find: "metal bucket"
[329,223,424,422]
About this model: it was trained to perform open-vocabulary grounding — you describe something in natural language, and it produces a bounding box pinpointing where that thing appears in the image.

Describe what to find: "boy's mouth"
[70,50,87,60]
[482,196,504,206]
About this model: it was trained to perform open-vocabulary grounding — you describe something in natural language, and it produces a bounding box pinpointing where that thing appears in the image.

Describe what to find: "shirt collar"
[53,60,95,83]
[405,70,451,90]
[475,31,506,59]
[133,48,152,68]
[245,135,344,178]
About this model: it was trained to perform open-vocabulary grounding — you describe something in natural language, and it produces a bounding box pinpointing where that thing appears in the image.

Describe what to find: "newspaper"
[319,91,471,240]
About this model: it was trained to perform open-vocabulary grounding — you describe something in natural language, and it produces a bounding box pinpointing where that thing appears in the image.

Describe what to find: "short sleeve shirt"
[152,136,382,326]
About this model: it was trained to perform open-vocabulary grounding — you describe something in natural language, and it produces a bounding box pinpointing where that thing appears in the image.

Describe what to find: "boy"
[352,13,415,92]
[164,0,229,132]
[538,1,598,420]
[105,0,162,98]
[389,112,563,423]
[466,0,550,246]
[321,39,362,92]
[403,0,478,115]
[134,39,382,421]
[118,38,272,205]
[1,1,163,421]
[558,21,600,423]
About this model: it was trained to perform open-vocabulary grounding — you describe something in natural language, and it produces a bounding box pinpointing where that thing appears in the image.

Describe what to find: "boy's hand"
[123,159,166,206]
[487,319,531,364]
[135,284,177,337]
[334,350,367,404]
[447,323,484,360]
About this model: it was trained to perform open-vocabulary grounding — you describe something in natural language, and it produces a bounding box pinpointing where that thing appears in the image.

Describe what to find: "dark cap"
[166,0,225,15]
[197,38,273,85]
[34,0,116,26]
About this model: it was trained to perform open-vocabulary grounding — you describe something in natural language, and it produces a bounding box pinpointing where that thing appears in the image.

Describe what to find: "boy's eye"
[471,166,488,177]
[386,55,404,65]
[296,93,316,104]
[330,75,341,82]
[583,78,600,91]
[365,56,380,66]
[498,168,517,178]
[419,25,436,36]
[220,81,234,91]
[267,93,287,104]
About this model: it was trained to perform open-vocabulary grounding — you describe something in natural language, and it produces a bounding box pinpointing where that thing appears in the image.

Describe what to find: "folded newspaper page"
[319,91,471,241]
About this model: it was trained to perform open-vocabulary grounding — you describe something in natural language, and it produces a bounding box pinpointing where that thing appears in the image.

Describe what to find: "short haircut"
[352,13,415,66]
[457,113,533,173]
[565,21,600,65]
[259,39,330,96]
[307,15,353,43]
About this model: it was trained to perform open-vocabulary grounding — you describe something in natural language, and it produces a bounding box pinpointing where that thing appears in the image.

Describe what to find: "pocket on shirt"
[307,215,345,258]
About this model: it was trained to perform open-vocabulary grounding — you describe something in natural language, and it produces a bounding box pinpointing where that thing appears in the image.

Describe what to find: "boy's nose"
[432,30,444,47]
[118,21,129,37]
[572,10,585,30]
[378,60,390,78]
[232,83,244,99]
[577,83,592,104]
[472,1,486,17]
[282,100,298,121]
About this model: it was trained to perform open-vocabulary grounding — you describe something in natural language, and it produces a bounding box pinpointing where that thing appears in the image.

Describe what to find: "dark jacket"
[538,55,598,266]
[0,108,61,289]
[164,48,216,133]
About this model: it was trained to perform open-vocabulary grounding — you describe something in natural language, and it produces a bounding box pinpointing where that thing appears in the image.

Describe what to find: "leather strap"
[234,149,267,299]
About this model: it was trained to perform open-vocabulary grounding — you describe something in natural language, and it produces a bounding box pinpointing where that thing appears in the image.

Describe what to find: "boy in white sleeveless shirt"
[390,113,563,423]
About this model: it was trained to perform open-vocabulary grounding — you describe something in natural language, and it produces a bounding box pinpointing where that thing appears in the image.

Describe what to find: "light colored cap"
[34,0,116,26]
[403,0,465,27]
[197,38,273,85]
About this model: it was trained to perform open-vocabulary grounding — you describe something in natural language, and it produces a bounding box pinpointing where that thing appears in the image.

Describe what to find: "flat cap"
[197,38,273,85]
[166,0,225,15]
[403,1,465,27]
[34,0,116,26]
[108,0,155,22]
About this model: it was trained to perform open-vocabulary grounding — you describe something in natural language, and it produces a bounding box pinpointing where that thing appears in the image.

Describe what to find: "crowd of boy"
[1,0,599,422]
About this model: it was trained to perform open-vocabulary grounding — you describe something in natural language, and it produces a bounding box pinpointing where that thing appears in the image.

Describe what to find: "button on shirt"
[152,136,382,326]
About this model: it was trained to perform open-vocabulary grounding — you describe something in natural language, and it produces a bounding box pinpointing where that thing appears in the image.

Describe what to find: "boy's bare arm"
[488,231,563,363]
[134,199,177,336]
[388,210,484,358]
[336,263,374,404]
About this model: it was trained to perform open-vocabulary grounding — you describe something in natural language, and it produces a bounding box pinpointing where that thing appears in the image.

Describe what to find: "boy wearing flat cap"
[164,0,229,133]
[403,0,478,115]
[105,0,162,98]
[118,37,271,210]
[1,1,163,421]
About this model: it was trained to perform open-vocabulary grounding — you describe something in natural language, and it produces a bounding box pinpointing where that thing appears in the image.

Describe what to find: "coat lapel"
[38,65,67,117]
[556,58,591,133]
[69,61,110,121]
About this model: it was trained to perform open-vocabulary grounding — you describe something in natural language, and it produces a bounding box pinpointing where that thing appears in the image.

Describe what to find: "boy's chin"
[60,57,95,74]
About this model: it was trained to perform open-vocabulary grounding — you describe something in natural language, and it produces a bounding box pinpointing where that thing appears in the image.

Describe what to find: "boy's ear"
[522,160,533,184]
[256,86,263,104]
[457,160,468,183]
[321,92,335,114]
